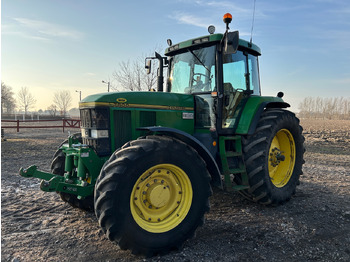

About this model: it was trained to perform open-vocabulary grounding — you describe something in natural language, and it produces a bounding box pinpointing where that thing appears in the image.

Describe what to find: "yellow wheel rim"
[268,129,296,188]
[130,164,193,233]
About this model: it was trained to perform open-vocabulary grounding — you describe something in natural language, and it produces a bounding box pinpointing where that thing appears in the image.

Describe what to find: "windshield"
[168,45,216,94]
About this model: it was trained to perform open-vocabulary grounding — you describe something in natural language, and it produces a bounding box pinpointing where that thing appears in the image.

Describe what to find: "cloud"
[83,72,96,77]
[10,17,84,41]
[171,12,209,29]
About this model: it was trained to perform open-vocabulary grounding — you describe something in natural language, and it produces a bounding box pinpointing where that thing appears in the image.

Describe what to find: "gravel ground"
[1,119,350,262]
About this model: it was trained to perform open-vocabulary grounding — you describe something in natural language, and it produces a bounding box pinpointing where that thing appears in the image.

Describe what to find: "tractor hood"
[79,91,194,111]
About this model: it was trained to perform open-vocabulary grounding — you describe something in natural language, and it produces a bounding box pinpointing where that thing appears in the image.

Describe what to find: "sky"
[1,0,350,112]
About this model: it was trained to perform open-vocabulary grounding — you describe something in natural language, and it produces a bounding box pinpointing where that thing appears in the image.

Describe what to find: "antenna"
[250,0,256,44]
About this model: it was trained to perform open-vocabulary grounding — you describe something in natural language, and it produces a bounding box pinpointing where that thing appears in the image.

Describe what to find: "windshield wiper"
[187,49,211,75]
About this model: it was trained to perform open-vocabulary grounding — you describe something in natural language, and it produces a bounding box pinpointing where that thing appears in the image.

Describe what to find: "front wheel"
[94,136,212,256]
[240,109,305,205]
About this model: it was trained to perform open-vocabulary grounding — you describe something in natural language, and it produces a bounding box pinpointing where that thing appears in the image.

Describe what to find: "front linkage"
[19,134,105,199]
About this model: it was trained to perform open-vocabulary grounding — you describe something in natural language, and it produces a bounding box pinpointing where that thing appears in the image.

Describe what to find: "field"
[1,119,350,262]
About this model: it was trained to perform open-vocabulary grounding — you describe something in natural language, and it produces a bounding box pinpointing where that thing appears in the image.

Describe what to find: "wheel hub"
[269,147,285,167]
[268,129,296,188]
[148,184,171,208]
[130,164,193,233]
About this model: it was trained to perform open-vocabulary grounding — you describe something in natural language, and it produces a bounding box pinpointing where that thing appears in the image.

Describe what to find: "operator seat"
[223,83,242,128]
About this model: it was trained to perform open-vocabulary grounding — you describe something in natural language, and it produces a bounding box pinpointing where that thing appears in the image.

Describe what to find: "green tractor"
[20,13,304,256]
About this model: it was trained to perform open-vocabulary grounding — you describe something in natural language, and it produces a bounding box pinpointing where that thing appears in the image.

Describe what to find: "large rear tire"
[239,109,305,205]
[94,136,212,256]
[50,134,94,211]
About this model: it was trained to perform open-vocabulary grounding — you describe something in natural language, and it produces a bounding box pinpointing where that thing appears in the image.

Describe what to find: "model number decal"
[81,152,89,158]
[66,187,77,192]
[182,112,194,119]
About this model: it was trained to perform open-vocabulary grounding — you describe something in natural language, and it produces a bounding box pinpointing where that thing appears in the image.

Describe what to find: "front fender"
[138,126,222,188]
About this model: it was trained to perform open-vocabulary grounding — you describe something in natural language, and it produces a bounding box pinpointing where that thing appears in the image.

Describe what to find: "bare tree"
[53,90,72,117]
[113,60,138,91]
[1,82,16,114]
[17,87,36,115]
[47,104,58,117]
[112,48,162,92]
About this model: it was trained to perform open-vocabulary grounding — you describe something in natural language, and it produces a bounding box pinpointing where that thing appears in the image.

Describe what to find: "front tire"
[94,136,212,256]
[240,109,305,205]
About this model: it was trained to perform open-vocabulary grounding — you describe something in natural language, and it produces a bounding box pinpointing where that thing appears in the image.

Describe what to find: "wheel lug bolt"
[149,205,152,209]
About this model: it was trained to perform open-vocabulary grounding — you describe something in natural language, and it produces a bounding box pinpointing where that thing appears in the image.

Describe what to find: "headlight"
[81,128,89,138]
[91,129,109,139]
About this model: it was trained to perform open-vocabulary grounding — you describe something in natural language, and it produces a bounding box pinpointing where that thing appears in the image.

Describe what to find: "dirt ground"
[1,119,350,262]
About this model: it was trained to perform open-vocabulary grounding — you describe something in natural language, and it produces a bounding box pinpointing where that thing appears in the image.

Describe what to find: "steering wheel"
[193,73,211,91]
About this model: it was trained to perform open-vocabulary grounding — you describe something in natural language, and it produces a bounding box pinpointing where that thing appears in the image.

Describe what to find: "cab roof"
[165,33,261,56]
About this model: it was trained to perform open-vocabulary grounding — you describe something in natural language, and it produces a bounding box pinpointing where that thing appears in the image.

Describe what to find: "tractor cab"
[146,13,263,134]
[165,33,262,133]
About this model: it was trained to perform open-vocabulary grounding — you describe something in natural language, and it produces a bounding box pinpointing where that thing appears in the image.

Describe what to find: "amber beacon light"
[223,13,232,23]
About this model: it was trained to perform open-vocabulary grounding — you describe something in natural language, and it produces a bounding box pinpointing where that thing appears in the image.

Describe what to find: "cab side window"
[248,54,261,96]
[223,51,247,91]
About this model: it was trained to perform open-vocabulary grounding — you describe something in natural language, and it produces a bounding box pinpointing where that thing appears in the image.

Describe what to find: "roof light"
[223,13,232,23]
[208,25,215,34]
[223,13,232,30]
[192,37,209,45]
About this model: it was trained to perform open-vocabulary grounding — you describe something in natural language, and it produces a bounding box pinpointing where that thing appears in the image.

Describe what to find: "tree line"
[298,97,350,120]
[1,82,72,117]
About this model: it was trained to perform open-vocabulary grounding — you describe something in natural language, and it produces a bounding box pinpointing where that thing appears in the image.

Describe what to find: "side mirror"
[145,59,152,74]
[224,31,239,54]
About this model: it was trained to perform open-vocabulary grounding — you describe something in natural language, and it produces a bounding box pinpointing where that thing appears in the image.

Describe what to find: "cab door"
[217,50,261,134]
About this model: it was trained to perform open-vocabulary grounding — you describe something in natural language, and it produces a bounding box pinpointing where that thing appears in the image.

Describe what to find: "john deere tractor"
[20,13,304,256]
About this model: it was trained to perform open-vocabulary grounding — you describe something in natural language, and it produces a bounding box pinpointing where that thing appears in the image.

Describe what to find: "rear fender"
[235,99,290,135]
[247,101,290,135]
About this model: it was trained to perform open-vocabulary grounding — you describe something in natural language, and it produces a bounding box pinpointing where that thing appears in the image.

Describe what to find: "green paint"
[235,96,285,134]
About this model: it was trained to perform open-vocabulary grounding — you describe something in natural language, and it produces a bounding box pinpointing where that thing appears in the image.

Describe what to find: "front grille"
[80,107,111,156]
[82,137,111,156]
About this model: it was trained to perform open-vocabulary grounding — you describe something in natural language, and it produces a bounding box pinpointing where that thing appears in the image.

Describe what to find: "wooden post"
[17,120,20,132]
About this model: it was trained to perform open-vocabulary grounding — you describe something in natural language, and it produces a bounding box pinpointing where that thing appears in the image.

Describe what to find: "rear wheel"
[50,134,94,211]
[239,109,305,205]
[94,136,212,256]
